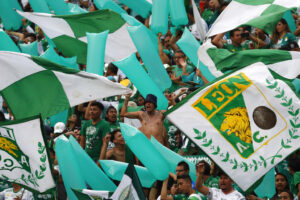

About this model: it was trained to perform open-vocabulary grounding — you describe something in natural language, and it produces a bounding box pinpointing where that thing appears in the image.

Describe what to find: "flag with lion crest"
[166,62,300,191]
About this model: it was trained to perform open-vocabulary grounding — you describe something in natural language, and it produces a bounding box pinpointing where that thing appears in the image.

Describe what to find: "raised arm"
[195,163,210,195]
[120,94,141,119]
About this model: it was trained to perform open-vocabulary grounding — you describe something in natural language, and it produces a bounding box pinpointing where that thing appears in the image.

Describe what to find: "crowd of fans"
[0,0,300,199]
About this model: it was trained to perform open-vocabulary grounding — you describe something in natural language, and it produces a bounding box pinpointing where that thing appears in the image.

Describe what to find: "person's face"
[137,96,145,106]
[275,174,288,192]
[176,165,188,176]
[173,52,186,66]
[255,28,264,38]
[170,183,178,195]
[145,102,155,112]
[164,35,171,49]
[69,114,78,123]
[231,30,242,45]
[177,179,190,194]
[279,191,291,200]
[276,21,286,34]
[219,174,232,190]
[74,129,81,142]
[113,131,125,145]
[107,108,117,123]
[90,106,102,121]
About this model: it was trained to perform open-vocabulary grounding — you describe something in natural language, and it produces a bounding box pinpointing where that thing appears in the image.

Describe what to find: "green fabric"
[52,35,87,64]
[0,180,11,192]
[207,48,292,72]
[125,145,135,164]
[33,192,55,200]
[234,0,274,5]
[1,70,70,120]
[72,189,94,200]
[56,10,125,38]
[291,171,300,195]
[204,176,219,188]
[206,10,219,26]
[271,32,297,49]
[223,42,249,53]
[243,4,288,35]
[80,120,110,161]
[31,56,79,74]
[125,164,146,200]
[173,194,189,200]
[172,64,195,77]
[164,120,179,152]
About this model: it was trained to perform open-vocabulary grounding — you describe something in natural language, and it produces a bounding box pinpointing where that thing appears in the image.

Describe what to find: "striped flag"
[166,62,300,191]
[17,10,136,64]
[207,0,300,37]
[0,51,131,120]
[198,40,300,80]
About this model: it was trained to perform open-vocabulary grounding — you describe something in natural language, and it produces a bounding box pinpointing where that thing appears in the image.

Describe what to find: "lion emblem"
[0,137,18,157]
[220,107,252,143]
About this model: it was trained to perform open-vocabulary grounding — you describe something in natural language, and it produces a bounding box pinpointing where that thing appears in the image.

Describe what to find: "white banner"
[0,116,55,193]
[167,62,300,190]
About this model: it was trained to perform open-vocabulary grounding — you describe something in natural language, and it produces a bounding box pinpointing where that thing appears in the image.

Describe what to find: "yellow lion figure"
[0,137,18,157]
[220,107,252,143]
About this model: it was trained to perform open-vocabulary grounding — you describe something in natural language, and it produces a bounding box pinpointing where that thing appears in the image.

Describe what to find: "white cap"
[54,122,66,134]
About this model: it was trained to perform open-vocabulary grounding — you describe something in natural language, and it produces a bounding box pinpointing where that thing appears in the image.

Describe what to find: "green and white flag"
[0,51,131,120]
[207,0,300,37]
[72,188,112,200]
[0,116,55,193]
[17,10,136,64]
[198,40,300,79]
[166,62,300,191]
[110,163,146,200]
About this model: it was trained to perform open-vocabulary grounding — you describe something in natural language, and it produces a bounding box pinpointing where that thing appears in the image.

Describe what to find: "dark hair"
[110,129,121,142]
[177,174,192,183]
[107,63,118,75]
[90,102,104,111]
[288,157,300,172]
[229,28,240,38]
[278,190,294,199]
[0,111,6,122]
[275,173,290,191]
[175,49,185,56]
[197,160,211,176]
[177,161,189,172]
[272,18,291,44]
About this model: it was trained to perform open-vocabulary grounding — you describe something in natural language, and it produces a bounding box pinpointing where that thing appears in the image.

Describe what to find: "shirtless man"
[120,94,168,146]
[99,129,135,164]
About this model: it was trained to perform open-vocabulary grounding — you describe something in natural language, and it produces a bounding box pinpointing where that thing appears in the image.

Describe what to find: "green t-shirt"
[80,120,109,161]
[223,42,249,53]
[173,194,189,200]
[106,121,120,133]
[202,9,214,22]
[271,32,296,49]
[204,176,219,188]
[188,192,204,200]
[172,64,195,77]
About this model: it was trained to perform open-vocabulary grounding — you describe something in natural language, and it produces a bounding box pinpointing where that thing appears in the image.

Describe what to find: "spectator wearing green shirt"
[80,102,109,162]
[288,157,300,199]
[212,29,250,53]
[271,18,296,49]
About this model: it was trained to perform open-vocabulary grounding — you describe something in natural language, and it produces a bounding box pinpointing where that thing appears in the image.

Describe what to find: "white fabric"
[16,11,75,39]
[206,1,269,37]
[192,0,207,41]
[0,51,45,90]
[53,70,131,107]
[208,188,245,200]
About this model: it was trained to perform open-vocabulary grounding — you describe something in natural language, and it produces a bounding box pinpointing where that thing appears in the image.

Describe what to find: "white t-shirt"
[0,188,34,200]
[208,188,245,200]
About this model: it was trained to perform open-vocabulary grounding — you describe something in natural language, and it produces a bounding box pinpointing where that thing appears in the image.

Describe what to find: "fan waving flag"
[198,40,300,79]
[17,9,136,64]
[0,116,55,193]
[0,51,131,120]
[207,0,300,37]
[166,62,300,191]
